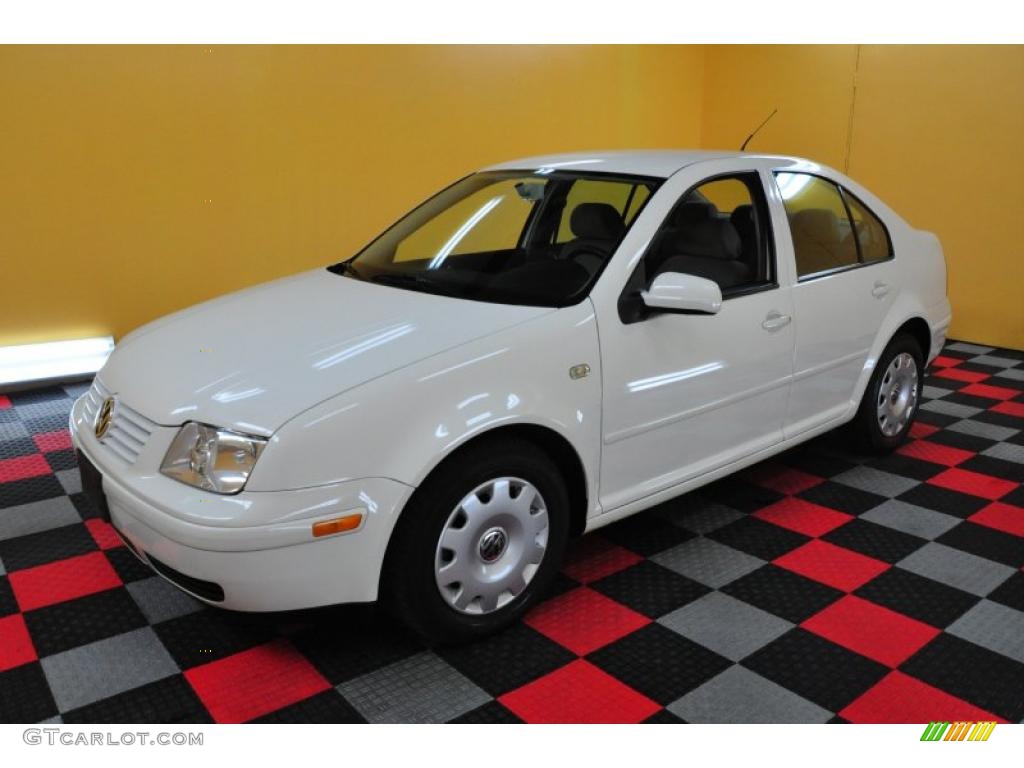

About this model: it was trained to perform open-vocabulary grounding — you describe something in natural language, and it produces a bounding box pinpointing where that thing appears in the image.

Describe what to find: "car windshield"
[330,170,661,307]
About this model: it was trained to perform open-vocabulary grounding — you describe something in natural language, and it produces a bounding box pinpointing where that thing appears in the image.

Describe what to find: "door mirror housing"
[641,272,722,315]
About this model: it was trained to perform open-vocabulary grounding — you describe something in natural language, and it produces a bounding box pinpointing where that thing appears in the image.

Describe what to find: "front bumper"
[70,392,414,611]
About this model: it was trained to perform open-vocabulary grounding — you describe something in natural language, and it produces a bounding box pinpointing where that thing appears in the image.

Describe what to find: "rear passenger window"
[641,172,774,296]
[775,173,858,278]
[844,191,892,263]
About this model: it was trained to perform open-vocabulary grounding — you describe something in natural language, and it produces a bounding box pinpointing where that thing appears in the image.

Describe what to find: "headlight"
[160,422,267,494]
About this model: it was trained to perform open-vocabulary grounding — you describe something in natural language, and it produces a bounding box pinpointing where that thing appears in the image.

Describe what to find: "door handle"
[872,281,890,299]
[762,311,792,331]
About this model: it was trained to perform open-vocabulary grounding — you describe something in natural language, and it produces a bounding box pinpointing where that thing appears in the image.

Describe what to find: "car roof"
[482,149,801,178]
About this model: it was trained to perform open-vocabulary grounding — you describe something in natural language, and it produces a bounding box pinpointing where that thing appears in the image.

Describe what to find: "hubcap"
[877,352,919,437]
[435,477,549,615]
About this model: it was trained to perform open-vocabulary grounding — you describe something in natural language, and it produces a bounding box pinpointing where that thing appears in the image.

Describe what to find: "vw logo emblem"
[94,396,114,439]
[478,528,508,563]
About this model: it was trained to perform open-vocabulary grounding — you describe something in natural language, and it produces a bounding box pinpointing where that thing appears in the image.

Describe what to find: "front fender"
[247,301,603,517]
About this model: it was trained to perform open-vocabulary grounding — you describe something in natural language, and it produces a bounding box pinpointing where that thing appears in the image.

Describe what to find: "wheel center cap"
[478,528,508,563]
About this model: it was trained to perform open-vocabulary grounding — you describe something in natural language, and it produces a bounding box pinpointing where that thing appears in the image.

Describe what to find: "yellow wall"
[0,45,704,346]
[703,45,1024,349]
[2,45,1022,349]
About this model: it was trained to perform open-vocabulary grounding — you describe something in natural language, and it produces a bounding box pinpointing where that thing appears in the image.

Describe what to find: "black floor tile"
[743,628,888,713]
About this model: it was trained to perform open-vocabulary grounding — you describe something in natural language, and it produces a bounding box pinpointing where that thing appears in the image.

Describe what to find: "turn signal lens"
[312,513,363,538]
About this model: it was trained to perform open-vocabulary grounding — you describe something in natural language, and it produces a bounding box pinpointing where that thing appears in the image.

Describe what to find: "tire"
[381,436,570,644]
[850,332,924,453]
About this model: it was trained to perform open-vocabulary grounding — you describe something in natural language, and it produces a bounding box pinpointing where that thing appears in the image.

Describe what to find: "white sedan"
[71,150,951,642]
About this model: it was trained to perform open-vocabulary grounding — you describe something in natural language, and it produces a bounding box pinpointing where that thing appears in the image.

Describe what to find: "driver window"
[642,173,774,296]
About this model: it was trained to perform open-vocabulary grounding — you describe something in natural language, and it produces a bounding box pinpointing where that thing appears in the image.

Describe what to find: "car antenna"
[740,108,778,151]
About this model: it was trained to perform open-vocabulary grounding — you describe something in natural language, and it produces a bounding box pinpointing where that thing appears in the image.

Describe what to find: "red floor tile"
[909,422,941,440]
[933,367,990,384]
[959,382,1021,401]
[969,501,1024,538]
[499,659,660,723]
[801,595,940,667]
[0,454,51,483]
[753,497,853,537]
[774,540,889,592]
[9,551,121,612]
[930,356,962,368]
[184,640,330,723]
[745,464,824,495]
[84,518,123,551]
[928,467,1018,501]
[991,400,1024,418]
[0,614,38,673]
[897,440,974,467]
[562,536,643,584]
[840,671,1006,724]
[32,429,73,453]
[524,587,650,655]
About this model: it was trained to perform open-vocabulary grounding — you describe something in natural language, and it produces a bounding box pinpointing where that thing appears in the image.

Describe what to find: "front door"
[594,163,796,512]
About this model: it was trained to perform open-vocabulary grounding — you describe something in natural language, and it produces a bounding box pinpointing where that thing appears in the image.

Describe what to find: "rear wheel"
[851,332,923,452]
[382,437,569,644]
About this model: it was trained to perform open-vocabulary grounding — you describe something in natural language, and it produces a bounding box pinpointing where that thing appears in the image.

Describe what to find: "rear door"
[770,171,898,437]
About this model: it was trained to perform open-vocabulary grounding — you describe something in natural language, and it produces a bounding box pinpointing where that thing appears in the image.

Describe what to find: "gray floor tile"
[982,442,1024,464]
[920,400,982,419]
[0,496,82,541]
[42,628,179,712]
[54,468,81,496]
[898,543,1014,596]
[338,651,490,724]
[659,592,793,662]
[669,665,832,723]
[0,421,30,442]
[968,355,1020,369]
[946,342,995,355]
[127,576,203,624]
[833,466,920,498]
[860,499,962,540]
[993,367,1024,382]
[947,419,1018,442]
[13,399,75,421]
[922,385,954,401]
[652,537,764,588]
[946,600,1024,664]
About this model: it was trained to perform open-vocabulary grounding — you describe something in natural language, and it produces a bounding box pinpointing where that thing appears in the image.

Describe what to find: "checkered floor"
[1,340,1022,724]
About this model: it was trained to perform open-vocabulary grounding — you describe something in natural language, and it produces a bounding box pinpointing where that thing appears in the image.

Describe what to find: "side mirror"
[641,272,722,315]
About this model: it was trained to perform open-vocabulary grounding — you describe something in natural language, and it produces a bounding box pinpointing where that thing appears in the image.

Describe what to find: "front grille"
[82,378,156,464]
[147,555,226,603]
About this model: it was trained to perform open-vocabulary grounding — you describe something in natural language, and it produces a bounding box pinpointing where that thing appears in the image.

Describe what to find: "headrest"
[671,217,742,261]
[730,204,754,228]
[792,209,840,245]
[570,203,626,241]
[667,201,716,229]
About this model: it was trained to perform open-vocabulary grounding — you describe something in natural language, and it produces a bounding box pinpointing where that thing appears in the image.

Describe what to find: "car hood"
[99,269,552,434]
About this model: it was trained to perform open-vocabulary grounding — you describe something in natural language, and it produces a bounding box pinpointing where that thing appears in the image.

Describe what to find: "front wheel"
[850,332,924,452]
[381,437,569,644]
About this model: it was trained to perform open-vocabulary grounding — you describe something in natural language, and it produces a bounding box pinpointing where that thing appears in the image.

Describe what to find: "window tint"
[844,191,892,263]
[341,171,660,308]
[395,178,533,262]
[775,172,859,278]
[641,173,773,295]
[556,178,646,243]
